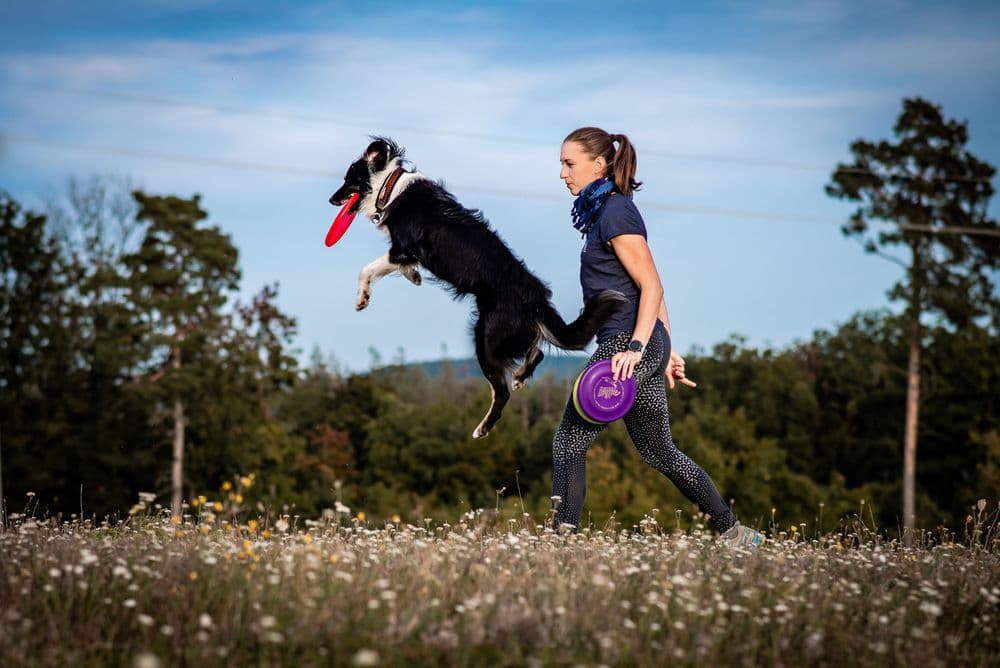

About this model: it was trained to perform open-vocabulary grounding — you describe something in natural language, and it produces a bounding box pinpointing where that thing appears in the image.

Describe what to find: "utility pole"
[0,428,5,531]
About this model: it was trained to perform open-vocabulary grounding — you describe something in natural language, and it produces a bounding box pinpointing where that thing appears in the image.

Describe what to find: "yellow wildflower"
[221,481,232,491]
[357,512,366,522]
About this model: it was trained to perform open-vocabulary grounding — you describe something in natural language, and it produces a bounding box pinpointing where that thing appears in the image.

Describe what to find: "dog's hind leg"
[356,253,421,310]
[512,344,544,391]
[398,264,422,286]
[471,314,512,439]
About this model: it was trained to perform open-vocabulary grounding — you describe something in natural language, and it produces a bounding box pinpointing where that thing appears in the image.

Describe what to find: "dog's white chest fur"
[359,158,425,222]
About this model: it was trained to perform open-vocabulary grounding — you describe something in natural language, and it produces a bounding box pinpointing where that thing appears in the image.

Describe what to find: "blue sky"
[2,1,998,372]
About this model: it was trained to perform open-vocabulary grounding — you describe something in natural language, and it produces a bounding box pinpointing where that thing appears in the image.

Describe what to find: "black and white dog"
[329,138,626,438]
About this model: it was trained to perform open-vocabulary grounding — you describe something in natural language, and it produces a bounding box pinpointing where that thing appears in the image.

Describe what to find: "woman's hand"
[666,351,697,390]
[610,350,642,382]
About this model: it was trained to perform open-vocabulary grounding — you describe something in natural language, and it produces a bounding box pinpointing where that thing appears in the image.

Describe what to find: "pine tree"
[826,97,999,544]
[123,193,240,517]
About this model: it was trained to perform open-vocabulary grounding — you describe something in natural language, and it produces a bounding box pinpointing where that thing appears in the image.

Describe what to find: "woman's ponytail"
[609,133,641,197]
[563,127,642,196]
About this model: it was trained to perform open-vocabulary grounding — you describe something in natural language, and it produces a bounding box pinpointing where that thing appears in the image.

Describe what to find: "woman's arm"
[659,288,697,389]
[606,234,663,380]
[658,296,671,337]
[609,235,697,389]
[608,234,663,347]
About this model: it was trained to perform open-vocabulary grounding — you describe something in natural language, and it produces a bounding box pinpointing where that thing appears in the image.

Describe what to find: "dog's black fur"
[330,138,627,438]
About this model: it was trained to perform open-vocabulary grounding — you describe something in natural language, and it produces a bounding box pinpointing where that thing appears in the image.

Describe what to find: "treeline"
[1,186,998,534]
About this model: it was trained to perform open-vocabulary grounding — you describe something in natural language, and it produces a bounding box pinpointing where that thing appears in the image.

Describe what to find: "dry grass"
[1,494,998,667]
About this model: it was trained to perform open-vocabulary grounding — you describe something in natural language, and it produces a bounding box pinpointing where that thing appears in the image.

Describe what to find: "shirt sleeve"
[598,196,647,245]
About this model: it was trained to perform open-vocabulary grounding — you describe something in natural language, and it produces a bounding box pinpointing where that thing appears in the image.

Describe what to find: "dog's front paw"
[472,422,491,439]
[355,292,370,311]
[511,378,526,391]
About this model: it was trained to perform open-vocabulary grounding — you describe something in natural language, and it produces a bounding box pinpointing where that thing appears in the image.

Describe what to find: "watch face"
[628,340,642,352]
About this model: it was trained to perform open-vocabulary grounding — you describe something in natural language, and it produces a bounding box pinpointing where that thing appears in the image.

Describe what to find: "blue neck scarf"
[571,177,616,237]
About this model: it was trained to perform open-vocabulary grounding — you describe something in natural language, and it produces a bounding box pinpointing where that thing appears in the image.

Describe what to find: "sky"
[1,0,998,372]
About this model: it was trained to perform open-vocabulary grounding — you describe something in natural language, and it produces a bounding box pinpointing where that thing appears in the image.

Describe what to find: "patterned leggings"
[551,323,737,533]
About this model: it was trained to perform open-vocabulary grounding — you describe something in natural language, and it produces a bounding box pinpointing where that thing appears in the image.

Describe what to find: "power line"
[8,82,995,184]
[899,223,1000,238]
[7,133,999,235]
[831,166,993,185]
[7,133,334,178]
[3,132,847,227]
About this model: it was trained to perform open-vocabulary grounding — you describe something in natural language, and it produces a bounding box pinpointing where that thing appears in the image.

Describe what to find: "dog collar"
[374,167,406,219]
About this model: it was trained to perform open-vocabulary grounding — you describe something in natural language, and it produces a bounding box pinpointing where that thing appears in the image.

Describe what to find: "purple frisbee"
[572,358,637,424]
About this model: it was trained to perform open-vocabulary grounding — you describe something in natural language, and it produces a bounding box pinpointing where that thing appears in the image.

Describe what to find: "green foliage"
[2,159,997,536]
[1,188,300,520]
[826,96,999,326]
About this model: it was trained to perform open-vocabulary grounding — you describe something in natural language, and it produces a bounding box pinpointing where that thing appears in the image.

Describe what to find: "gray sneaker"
[722,521,765,549]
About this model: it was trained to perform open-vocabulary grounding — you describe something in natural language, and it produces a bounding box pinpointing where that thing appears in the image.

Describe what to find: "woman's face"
[560,141,607,196]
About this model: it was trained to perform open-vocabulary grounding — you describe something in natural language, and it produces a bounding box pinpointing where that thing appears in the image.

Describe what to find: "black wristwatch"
[628,339,644,353]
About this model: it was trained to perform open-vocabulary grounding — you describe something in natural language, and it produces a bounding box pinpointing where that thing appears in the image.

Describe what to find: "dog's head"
[329,137,405,211]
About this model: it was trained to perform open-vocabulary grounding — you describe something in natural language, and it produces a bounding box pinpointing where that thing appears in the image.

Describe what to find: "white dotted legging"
[551,324,737,533]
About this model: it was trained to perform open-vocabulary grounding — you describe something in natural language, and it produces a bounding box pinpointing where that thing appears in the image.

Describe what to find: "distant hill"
[408,354,590,383]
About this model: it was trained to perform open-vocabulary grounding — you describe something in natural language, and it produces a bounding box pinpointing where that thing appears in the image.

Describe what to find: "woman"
[551,126,762,547]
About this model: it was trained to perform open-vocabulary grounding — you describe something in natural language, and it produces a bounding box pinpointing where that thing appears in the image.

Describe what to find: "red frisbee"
[325,193,361,247]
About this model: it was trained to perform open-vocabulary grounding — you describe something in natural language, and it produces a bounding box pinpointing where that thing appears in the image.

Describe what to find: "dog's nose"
[329,193,341,206]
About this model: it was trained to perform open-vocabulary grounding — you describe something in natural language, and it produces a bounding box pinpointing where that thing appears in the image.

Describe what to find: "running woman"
[551,126,762,547]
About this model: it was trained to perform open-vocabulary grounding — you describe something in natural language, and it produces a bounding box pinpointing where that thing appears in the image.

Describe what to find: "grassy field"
[1,498,998,667]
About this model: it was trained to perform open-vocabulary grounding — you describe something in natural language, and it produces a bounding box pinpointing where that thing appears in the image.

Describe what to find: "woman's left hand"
[610,350,642,381]
[666,351,697,390]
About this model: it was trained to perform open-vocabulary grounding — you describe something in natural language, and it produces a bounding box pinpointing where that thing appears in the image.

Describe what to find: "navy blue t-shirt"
[580,193,647,342]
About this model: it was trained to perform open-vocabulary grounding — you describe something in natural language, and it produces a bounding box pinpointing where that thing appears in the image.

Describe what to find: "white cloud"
[1,14,994,368]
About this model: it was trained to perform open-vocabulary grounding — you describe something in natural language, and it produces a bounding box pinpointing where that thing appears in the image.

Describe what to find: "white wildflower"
[352,648,380,666]
[919,601,942,617]
[199,613,213,629]
[132,652,162,668]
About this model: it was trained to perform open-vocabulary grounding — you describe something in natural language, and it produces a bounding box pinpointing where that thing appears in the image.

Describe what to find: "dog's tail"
[539,290,629,350]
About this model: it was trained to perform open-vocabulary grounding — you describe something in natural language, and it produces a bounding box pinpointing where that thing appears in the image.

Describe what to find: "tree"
[46,177,155,511]
[123,193,240,517]
[0,195,77,513]
[826,97,999,545]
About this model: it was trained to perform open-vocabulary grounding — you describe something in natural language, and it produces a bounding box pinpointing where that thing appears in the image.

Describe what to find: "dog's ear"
[364,139,390,173]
